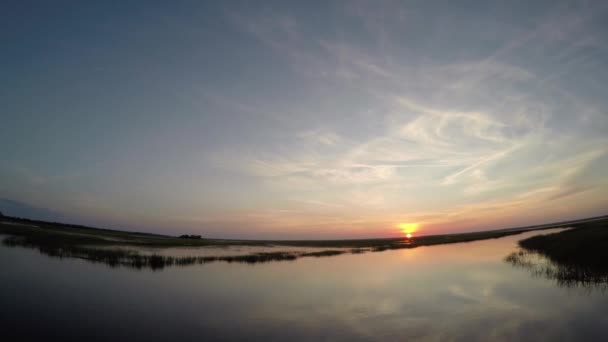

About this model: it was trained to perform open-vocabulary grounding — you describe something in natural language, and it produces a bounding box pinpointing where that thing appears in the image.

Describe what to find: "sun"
[398,223,418,237]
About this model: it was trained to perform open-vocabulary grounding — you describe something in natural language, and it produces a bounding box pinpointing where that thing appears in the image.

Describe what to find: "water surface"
[1,228,606,341]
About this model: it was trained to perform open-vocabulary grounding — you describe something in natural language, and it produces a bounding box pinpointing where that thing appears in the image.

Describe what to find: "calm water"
[1,228,606,341]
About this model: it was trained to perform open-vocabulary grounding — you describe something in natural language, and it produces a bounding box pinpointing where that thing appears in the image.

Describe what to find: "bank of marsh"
[2,215,607,270]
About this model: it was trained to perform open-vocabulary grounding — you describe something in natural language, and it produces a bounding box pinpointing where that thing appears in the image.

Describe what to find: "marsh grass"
[505,219,608,290]
[1,236,304,270]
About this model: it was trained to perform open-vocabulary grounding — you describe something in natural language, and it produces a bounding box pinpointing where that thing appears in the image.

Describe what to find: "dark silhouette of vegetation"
[0,210,4,217]
[301,250,346,257]
[179,234,202,239]
[505,219,608,289]
[1,235,304,269]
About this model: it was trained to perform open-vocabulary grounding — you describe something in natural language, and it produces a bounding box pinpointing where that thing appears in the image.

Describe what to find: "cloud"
[298,128,342,146]
[6,2,608,238]
[96,3,608,236]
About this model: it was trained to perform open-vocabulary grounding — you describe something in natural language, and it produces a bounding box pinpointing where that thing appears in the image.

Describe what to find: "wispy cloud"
[204,2,608,236]
[4,1,607,238]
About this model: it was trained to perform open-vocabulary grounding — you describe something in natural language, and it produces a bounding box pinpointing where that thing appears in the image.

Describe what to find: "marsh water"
[1,228,606,341]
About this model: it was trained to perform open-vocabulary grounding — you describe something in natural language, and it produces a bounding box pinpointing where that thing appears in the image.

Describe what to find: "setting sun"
[398,223,419,236]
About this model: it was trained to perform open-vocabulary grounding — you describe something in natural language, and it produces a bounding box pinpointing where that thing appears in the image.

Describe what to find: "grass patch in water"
[505,219,608,289]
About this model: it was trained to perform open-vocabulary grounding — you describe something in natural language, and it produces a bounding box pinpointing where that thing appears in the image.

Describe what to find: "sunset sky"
[1,1,607,238]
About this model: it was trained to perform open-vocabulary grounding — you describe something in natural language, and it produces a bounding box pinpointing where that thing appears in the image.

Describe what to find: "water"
[1,228,606,341]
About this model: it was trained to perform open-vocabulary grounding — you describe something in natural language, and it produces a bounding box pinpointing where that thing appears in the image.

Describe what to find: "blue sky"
[1,1,607,238]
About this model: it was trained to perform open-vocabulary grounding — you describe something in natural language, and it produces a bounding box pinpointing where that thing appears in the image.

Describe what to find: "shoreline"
[1,215,607,269]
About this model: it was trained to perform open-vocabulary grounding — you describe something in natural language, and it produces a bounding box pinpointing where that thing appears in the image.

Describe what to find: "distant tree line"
[0,214,166,237]
[179,234,202,240]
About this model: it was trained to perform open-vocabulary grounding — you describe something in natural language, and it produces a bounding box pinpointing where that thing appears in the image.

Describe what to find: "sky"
[1,0,608,239]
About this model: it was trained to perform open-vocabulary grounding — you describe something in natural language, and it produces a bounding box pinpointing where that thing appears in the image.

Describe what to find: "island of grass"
[505,218,608,287]
[519,220,608,267]
[1,214,607,270]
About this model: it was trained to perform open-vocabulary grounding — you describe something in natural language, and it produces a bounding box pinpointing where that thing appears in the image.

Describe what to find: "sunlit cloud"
[2,1,607,238]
